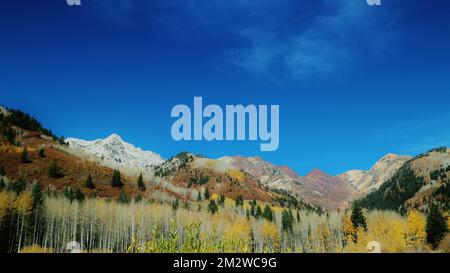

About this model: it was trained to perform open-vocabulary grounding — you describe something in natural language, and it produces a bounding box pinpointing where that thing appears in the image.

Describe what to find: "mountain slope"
[218,154,413,210]
[0,130,147,200]
[67,134,165,172]
[338,153,412,198]
[218,156,304,194]
[218,156,352,210]
[357,147,450,212]
[154,153,278,203]
[304,169,352,210]
[0,105,57,141]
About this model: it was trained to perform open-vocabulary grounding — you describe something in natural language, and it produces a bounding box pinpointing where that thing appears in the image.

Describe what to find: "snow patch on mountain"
[67,134,165,172]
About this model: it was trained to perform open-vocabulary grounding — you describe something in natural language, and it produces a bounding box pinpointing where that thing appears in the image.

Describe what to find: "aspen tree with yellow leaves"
[342,213,356,244]
[406,210,427,251]
[0,175,448,253]
[222,218,252,253]
[0,191,10,220]
[12,192,33,252]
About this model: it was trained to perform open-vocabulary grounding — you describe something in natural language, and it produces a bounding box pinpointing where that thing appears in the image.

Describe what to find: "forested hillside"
[357,148,450,213]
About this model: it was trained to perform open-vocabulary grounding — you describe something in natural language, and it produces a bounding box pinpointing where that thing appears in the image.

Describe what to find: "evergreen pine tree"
[38,148,45,158]
[204,188,210,200]
[85,174,95,189]
[282,210,293,233]
[48,160,62,178]
[137,173,146,191]
[31,181,43,209]
[263,205,274,222]
[118,190,129,204]
[255,205,263,219]
[21,147,29,163]
[111,170,123,187]
[10,177,27,195]
[250,200,257,217]
[351,204,367,231]
[0,178,5,191]
[426,205,449,249]
[5,127,16,144]
[207,199,218,215]
[235,195,244,207]
[135,192,143,203]
[172,199,179,211]
[219,194,225,206]
[58,136,67,146]
[75,188,85,202]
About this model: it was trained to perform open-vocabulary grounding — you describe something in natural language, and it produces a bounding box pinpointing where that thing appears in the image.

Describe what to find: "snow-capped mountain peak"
[104,133,122,142]
[67,134,165,172]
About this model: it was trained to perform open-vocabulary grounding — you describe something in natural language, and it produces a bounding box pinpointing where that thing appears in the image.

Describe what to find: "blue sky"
[1,0,450,175]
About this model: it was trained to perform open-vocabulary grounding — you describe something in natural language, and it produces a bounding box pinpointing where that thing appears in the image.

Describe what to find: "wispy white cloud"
[284,33,352,76]
[230,0,398,78]
[86,0,399,79]
[230,28,284,75]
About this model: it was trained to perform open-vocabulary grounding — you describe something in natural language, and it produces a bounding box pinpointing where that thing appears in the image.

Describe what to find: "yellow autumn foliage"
[0,191,11,219]
[261,221,279,239]
[2,183,446,254]
[344,211,408,253]
[438,234,450,253]
[211,193,220,201]
[447,212,450,231]
[342,213,355,243]
[20,245,54,253]
[317,223,333,252]
[204,159,217,169]
[223,218,251,241]
[0,142,23,154]
[406,210,427,250]
[261,221,280,252]
[222,217,251,252]
[13,192,33,215]
[224,197,235,207]
[271,206,285,214]
[0,145,37,155]
[226,169,245,182]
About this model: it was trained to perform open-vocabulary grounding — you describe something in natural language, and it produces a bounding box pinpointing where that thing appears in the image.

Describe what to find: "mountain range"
[66,134,413,209]
[1,105,448,211]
